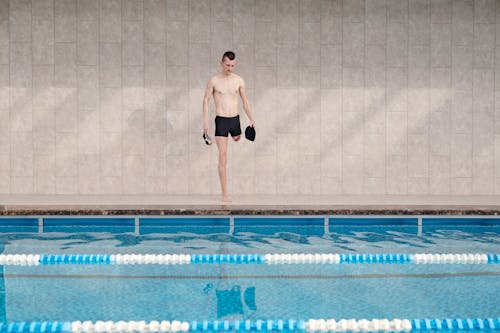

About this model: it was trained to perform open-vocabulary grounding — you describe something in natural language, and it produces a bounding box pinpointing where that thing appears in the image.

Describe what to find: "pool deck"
[0,194,499,215]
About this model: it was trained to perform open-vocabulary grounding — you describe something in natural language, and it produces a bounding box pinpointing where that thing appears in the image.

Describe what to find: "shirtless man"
[203,51,255,202]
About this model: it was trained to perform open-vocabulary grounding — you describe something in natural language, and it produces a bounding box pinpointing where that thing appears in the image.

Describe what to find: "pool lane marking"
[1,318,500,333]
[3,271,500,280]
[0,253,498,265]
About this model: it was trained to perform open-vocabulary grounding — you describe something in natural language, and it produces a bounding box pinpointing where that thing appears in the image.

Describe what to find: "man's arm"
[202,79,214,134]
[239,79,255,127]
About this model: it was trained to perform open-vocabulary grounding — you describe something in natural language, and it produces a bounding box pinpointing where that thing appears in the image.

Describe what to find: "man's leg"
[232,135,241,141]
[215,136,231,202]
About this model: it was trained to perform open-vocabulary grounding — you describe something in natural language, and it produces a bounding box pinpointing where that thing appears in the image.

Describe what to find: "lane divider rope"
[0,253,498,266]
[0,318,499,333]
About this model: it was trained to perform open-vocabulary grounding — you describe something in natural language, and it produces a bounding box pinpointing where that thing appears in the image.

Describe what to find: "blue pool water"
[0,216,498,328]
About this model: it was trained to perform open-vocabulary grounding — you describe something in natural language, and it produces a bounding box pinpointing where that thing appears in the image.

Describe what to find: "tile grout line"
[31,1,34,195]
[120,0,124,195]
[384,0,388,195]
[406,0,409,195]
[52,0,56,195]
[142,0,146,195]
[7,0,10,195]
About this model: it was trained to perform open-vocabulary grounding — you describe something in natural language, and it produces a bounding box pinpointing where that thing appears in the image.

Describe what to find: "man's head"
[220,51,236,75]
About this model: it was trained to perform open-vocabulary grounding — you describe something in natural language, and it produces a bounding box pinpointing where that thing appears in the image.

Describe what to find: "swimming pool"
[0,216,498,332]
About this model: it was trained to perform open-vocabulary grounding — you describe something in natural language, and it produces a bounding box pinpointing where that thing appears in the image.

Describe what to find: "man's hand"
[204,123,210,134]
[249,120,255,128]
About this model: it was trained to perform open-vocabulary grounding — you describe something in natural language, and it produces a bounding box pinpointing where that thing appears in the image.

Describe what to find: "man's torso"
[212,74,241,117]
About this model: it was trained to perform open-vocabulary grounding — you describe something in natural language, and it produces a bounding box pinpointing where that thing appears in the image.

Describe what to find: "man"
[203,51,255,202]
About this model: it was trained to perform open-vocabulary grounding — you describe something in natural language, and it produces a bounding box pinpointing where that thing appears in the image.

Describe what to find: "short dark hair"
[222,51,235,61]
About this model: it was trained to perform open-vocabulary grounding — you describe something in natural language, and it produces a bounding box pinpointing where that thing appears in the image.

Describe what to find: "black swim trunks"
[215,115,242,137]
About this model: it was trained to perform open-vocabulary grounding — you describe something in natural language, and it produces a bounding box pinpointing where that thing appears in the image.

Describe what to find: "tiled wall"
[0,0,500,195]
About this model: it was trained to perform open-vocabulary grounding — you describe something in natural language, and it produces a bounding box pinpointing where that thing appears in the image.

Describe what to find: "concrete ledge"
[0,195,499,215]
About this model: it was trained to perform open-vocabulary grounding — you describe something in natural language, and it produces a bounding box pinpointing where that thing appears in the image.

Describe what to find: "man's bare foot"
[222,195,232,202]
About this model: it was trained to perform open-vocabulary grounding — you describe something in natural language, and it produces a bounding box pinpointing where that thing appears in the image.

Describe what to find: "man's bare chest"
[213,80,239,96]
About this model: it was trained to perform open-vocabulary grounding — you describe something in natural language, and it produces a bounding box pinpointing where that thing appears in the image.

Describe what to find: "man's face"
[221,57,236,75]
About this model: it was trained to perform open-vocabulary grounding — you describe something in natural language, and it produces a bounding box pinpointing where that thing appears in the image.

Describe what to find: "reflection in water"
[215,285,256,319]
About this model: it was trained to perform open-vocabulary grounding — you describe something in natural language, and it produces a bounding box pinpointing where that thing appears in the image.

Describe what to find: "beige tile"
[255,154,277,193]
[277,176,299,194]
[123,130,145,155]
[364,133,385,178]
[0,0,8,21]
[11,131,32,156]
[33,20,54,65]
[232,176,255,195]
[451,133,472,177]
[321,147,341,179]
[56,176,78,194]
[407,177,429,195]
[11,176,33,194]
[77,20,98,66]
[166,155,189,194]
[407,134,428,178]
[10,107,33,132]
[100,176,122,194]
[429,177,450,194]
[123,154,145,194]
[386,154,407,194]
[472,154,495,194]
[78,175,100,194]
[431,24,452,67]
[342,154,363,194]
[343,87,364,114]
[0,173,9,193]
[78,109,100,154]
[429,111,450,155]
[122,21,144,66]
[343,0,364,22]
[256,0,276,22]
[11,155,33,177]
[33,108,55,135]
[299,155,321,194]
[34,139,55,156]
[167,0,188,21]
[55,14,76,43]
[189,176,212,195]
[77,0,99,21]
[78,66,98,109]
[145,176,167,194]
[144,1,166,43]
[10,0,31,42]
[451,177,472,195]
[166,22,189,66]
[277,133,299,177]
[0,154,9,173]
[122,0,143,20]
[144,155,167,178]
[474,0,495,24]
[56,108,77,134]
[320,177,341,195]
[100,153,122,177]
[364,177,386,195]
[232,143,255,177]
[496,135,500,177]
[189,1,210,43]
[35,171,55,194]
[342,111,363,155]
[56,150,78,177]
[145,132,167,158]
[364,109,385,135]
[100,0,121,42]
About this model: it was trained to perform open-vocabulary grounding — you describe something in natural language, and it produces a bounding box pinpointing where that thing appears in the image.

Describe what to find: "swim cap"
[245,126,256,141]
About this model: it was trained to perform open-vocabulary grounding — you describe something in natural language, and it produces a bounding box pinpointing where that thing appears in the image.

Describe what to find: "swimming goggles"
[203,133,213,145]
